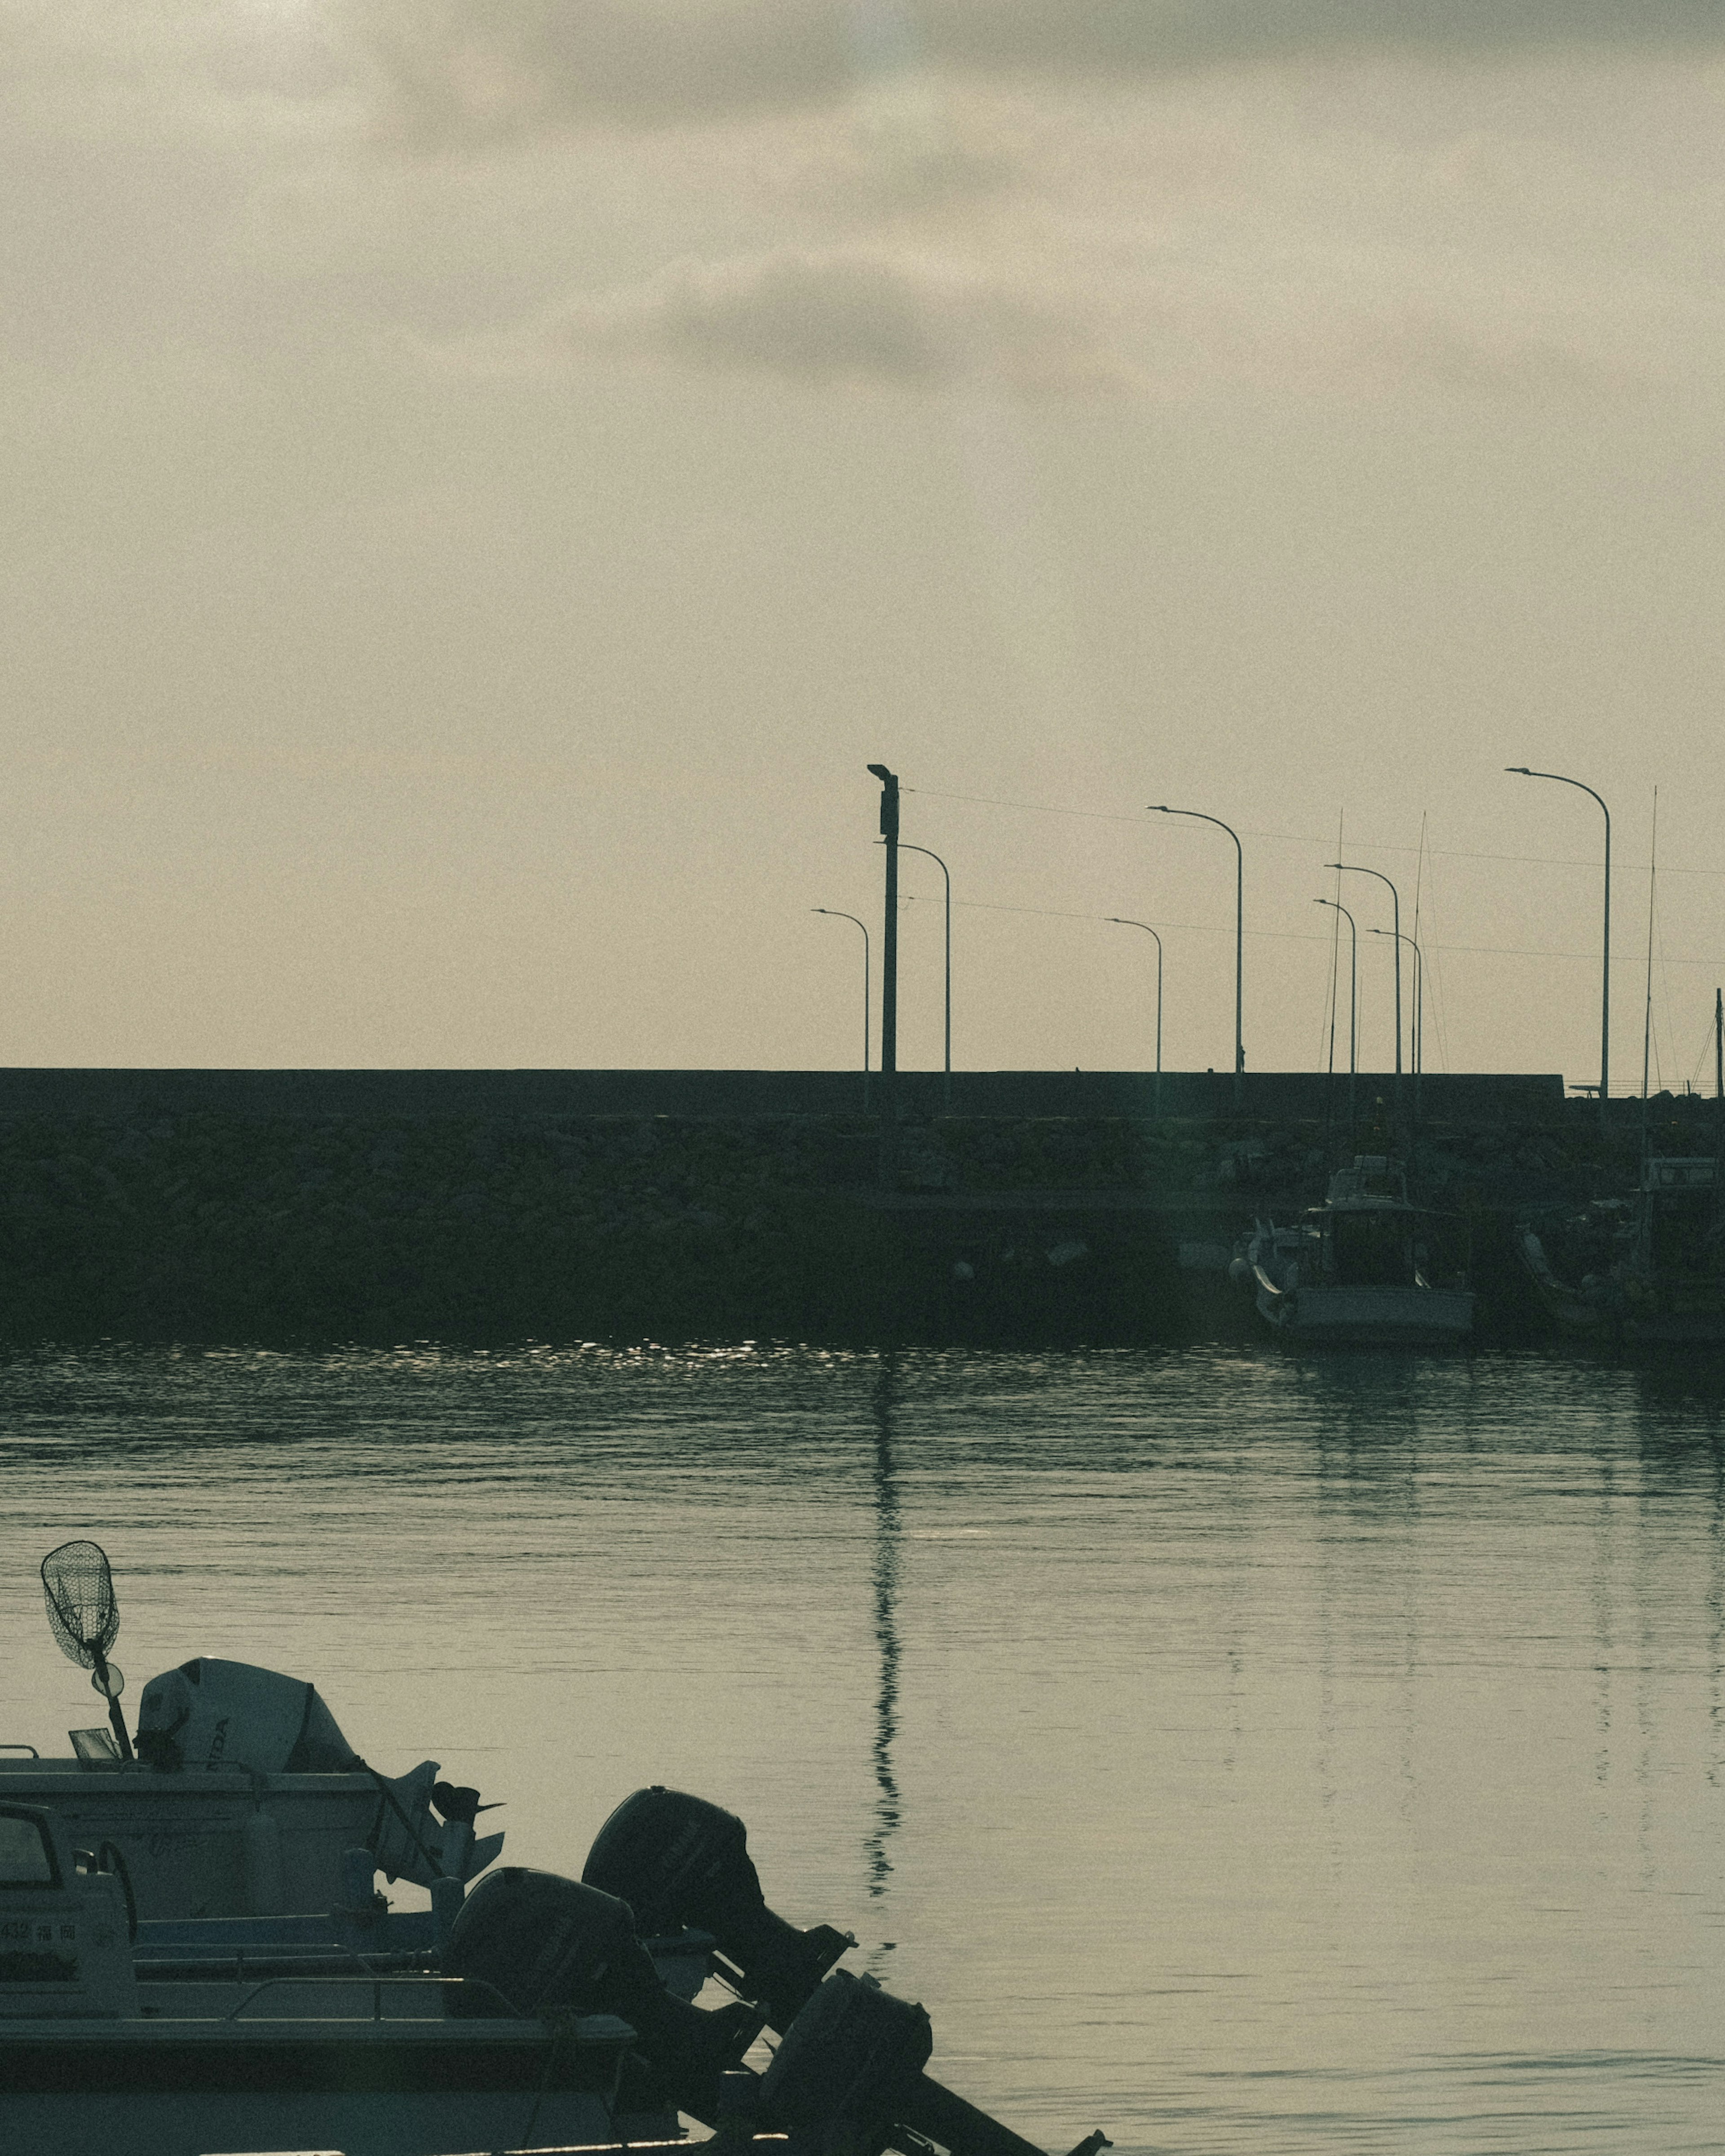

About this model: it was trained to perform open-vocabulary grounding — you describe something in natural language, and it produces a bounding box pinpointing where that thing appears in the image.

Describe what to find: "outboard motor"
[757,1970,1110,2156]
[582,1787,850,2029]
[442,1866,762,2121]
[135,1660,357,1776]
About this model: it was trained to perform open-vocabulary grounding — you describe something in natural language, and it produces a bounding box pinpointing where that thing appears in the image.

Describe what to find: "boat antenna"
[41,1541,134,1760]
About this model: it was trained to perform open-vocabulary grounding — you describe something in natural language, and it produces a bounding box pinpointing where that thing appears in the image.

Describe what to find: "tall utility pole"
[867,765,900,1163]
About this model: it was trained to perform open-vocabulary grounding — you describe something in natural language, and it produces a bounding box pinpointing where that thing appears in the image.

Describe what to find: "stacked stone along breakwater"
[0,1070,1709,1345]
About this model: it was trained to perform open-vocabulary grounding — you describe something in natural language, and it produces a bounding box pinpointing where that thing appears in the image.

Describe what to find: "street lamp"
[897,842,952,1113]
[1506,767,1611,1124]
[1329,863,1402,1083]
[1105,919,1163,1118]
[812,909,871,1112]
[1370,928,1423,1128]
[1315,898,1358,1127]
[1150,805,1243,1104]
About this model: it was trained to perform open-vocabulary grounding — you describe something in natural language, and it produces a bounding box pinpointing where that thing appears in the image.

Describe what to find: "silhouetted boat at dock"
[1518,1154,1725,1345]
[1232,1153,1474,1347]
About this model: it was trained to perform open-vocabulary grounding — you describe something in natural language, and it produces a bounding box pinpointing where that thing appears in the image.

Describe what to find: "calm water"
[4,1343,1725,2155]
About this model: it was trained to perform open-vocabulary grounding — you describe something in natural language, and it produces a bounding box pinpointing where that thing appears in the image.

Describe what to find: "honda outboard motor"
[582,1787,850,2029]
[135,1660,357,1776]
[757,1970,1110,2156]
[443,1866,762,2121]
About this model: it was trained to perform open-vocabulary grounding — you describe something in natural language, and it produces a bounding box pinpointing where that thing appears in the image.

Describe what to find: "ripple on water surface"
[2,1342,1724,2154]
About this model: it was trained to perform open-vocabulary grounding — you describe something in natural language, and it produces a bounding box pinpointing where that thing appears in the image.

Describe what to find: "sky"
[4,2,1723,1084]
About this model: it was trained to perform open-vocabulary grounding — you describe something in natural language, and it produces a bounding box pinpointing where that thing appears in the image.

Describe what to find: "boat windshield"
[0,1811,58,1888]
[1329,1211,1415,1287]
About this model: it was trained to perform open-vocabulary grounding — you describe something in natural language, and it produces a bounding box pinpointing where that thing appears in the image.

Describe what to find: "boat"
[0,1787,1108,2156]
[1518,1154,1725,1345]
[1232,1153,1474,1346]
[5,1549,1109,2156]
[0,1796,663,2156]
[0,1665,503,1923]
[4,1544,502,1922]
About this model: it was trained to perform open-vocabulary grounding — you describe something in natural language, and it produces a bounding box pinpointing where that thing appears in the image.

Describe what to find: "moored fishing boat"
[0,1787,1109,2156]
[4,1546,1108,2156]
[1232,1153,1473,1347]
[1518,1154,1725,1346]
[0,1797,651,2156]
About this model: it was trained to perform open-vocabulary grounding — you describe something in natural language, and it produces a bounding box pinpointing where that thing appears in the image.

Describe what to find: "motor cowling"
[582,1786,849,2029]
[758,1971,1058,2156]
[134,1659,357,1776]
[442,1865,760,2120]
[757,1970,932,2153]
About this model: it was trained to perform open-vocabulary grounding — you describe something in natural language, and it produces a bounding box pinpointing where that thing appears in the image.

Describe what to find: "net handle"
[89,1645,133,1763]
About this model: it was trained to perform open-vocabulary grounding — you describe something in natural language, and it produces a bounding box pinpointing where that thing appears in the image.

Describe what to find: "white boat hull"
[0,1764,381,1921]
[1256,1281,1474,1346]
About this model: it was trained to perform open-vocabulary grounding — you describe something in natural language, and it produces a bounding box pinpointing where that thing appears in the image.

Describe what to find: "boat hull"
[1623,1310,1725,1346]
[0,2007,635,2156]
[1256,1282,1474,1347]
[0,2086,618,2156]
[0,1763,381,1921]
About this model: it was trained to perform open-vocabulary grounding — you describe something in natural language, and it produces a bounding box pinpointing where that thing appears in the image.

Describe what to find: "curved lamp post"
[813,909,871,1112]
[1506,767,1611,1125]
[897,842,952,1113]
[1330,863,1402,1083]
[1150,805,1243,1103]
[1371,927,1423,1128]
[1105,918,1163,1117]
[1315,897,1358,1126]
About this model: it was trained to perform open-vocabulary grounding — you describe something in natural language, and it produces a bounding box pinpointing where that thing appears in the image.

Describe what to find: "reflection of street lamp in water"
[863,1354,902,1971]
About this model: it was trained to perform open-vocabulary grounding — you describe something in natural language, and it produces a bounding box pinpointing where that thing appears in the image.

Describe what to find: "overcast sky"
[4,3,1722,1082]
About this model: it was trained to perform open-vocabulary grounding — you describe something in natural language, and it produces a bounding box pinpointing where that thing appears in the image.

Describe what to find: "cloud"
[451,224,1661,410]
[537,247,1133,394]
[341,0,1725,145]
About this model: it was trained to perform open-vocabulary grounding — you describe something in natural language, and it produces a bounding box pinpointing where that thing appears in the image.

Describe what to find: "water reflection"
[4,1343,1725,2151]
[863,1352,902,1953]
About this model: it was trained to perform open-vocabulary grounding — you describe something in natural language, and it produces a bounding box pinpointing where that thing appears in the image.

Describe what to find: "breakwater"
[0,1070,1712,1345]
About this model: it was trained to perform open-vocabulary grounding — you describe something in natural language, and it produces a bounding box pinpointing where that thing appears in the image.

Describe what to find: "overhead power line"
[905,785,1718,878]
[902,892,1725,968]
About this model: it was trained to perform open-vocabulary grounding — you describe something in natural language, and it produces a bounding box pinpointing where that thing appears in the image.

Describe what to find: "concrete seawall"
[0,1068,1566,1122]
[0,1069,1704,1346]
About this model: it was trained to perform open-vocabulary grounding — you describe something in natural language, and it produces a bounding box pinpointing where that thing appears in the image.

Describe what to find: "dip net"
[41,1540,120,1669]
